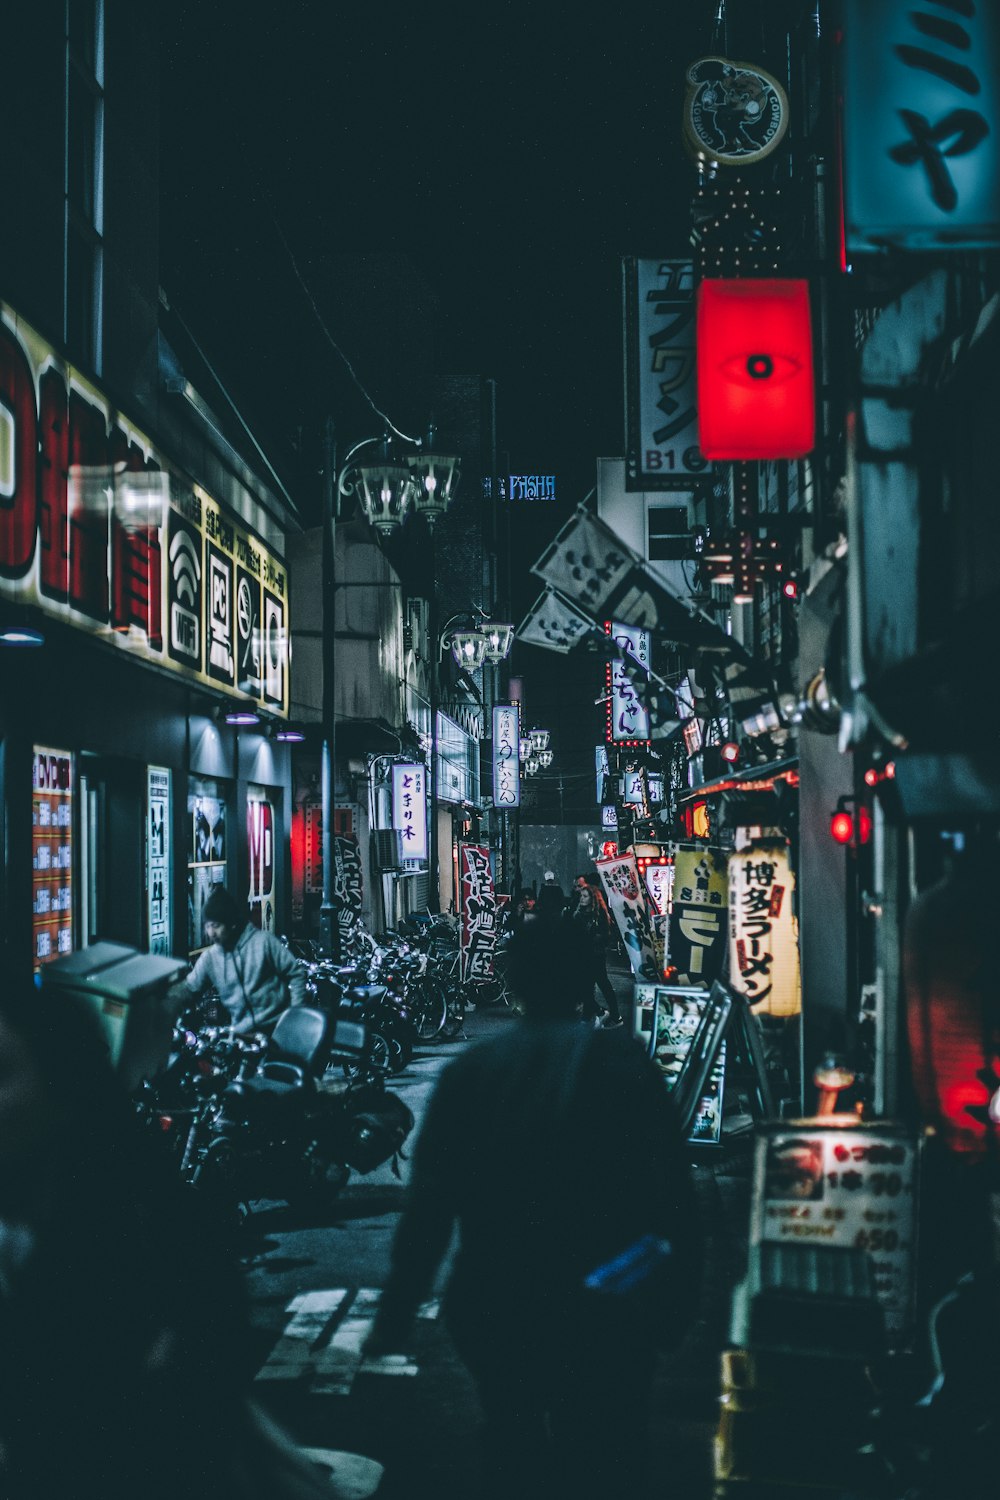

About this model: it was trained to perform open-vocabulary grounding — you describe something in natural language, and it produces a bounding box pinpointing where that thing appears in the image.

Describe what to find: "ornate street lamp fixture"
[449,629,490,670]
[407,424,461,529]
[528,727,550,755]
[519,737,531,762]
[525,755,540,775]
[347,434,417,537]
[480,621,515,664]
[538,748,554,769]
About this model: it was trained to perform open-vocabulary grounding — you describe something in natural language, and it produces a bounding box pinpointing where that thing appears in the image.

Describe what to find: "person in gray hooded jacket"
[184,886,305,1033]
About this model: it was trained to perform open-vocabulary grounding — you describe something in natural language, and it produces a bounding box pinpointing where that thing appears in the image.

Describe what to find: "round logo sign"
[683,56,789,168]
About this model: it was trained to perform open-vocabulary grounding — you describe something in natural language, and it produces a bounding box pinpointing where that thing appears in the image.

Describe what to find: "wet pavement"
[240,965,754,1498]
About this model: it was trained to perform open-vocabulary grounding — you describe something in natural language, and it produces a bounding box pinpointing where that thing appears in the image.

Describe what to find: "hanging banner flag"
[459,843,497,982]
[392,762,428,861]
[843,0,1000,253]
[728,843,801,1017]
[596,851,660,982]
[697,279,815,461]
[492,705,521,808]
[668,844,729,987]
[531,506,736,655]
[606,620,651,744]
[623,258,709,490]
[516,585,596,654]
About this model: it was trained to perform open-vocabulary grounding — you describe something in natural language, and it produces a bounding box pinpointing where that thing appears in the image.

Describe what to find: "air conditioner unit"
[373,828,405,871]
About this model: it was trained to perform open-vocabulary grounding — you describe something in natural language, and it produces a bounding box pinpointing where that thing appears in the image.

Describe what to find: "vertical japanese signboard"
[644,861,674,917]
[624,257,709,490]
[668,845,728,987]
[596,851,660,982]
[32,747,74,970]
[728,843,801,1017]
[247,785,276,933]
[751,1122,921,1344]
[392,763,428,861]
[843,0,1000,252]
[492,705,521,808]
[459,843,497,982]
[606,621,651,744]
[147,766,171,955]
[595,744,610,803]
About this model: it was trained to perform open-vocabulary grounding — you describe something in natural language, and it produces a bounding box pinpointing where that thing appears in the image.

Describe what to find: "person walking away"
[533,869,566,923]
[568,880,622,1027]
[183,886,305,1034]
[364,915,702,1500]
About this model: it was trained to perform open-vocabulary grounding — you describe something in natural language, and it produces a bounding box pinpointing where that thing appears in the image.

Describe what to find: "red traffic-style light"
[830,800,873,847]
[720,740,740,765]
[781,576,799,601]
[697,278,815,461]
[830,810,854,845]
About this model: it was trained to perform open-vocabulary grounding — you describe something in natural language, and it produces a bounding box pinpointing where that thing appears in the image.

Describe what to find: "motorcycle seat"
[343,984,387,1006]
[223,1065,312,1125]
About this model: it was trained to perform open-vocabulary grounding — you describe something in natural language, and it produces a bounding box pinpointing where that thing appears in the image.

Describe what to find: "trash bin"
[38,943,187,1090]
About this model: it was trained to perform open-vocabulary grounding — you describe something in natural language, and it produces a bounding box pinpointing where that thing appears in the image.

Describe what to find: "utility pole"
[319,415,341,960]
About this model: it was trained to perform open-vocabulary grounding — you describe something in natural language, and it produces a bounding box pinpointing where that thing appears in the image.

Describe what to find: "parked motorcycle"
[135,1006,413,1218]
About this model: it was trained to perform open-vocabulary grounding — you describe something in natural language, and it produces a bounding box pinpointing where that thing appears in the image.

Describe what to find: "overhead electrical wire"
[256,186,420,447]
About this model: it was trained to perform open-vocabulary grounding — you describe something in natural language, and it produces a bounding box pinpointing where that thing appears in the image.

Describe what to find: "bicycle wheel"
[439,983,466,1040]
[411,977,448,1040]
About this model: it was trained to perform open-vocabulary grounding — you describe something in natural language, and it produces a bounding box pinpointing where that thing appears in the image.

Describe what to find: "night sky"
[158,3,713,798]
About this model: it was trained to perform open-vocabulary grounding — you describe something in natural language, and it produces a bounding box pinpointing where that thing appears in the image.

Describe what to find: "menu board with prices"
[750,1122,921,1343]
[32,747,74,970]
[636,984,726,1148]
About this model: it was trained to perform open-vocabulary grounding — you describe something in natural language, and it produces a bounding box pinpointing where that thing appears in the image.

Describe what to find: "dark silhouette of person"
[0,985,334,1500]
[0,985,251,1498]
[364,915,702,1500]
[533,869,566,923]
[567,878,622,1026]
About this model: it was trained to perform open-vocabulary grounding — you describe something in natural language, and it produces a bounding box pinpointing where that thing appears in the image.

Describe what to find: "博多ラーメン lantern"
[697,278,815,460]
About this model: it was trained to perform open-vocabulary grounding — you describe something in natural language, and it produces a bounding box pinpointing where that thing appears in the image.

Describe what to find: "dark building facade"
[0,4,300,983]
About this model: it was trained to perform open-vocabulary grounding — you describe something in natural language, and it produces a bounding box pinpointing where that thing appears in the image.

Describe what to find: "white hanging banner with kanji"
[728,842,801,1017]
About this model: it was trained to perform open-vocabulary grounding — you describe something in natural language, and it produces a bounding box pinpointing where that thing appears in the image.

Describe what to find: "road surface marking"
[257,1288,438,1396]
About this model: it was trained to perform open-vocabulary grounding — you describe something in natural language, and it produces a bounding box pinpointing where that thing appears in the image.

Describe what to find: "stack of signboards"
[712,1119,922,1496]
[634,979,775,1149]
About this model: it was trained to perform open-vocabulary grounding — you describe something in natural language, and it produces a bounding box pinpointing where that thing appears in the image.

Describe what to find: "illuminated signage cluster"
[0,303,290,715]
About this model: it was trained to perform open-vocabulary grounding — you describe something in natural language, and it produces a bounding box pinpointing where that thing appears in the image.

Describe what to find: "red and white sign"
[32,746,73,970]
[459,843,497,983]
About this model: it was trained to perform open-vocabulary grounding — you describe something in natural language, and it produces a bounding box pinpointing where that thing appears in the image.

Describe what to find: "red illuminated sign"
[697,279,815,460]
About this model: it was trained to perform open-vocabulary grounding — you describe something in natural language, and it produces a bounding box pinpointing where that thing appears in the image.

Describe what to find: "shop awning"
[678,756,799,803]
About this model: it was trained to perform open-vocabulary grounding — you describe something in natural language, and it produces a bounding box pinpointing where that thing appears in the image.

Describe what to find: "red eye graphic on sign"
[697,279,815,460]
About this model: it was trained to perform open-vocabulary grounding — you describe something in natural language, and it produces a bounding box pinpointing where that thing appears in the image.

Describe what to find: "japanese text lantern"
[697,278,815,460]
